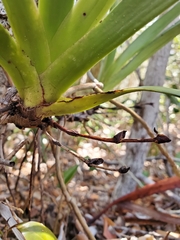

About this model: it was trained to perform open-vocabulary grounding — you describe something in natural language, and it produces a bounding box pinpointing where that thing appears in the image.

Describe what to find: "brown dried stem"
[46,131,130,173]
[53,130,96,240]
[51,120,171,145]
[94,86,180,177]
[27,130,38,221]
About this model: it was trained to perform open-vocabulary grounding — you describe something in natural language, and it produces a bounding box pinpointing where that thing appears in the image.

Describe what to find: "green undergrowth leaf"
[17,221,57,240]
[63,165,78,185]
[37,86,180,118]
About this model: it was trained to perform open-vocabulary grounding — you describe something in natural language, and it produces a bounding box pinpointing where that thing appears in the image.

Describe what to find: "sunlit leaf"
[37,86,180,118]
[17,221,57,240]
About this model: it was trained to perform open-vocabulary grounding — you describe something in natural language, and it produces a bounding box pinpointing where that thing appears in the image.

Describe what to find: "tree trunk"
[113,42,172,198]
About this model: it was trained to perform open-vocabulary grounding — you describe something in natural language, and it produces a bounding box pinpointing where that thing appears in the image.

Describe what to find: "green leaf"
[168,95,180,106]
[63,165,78,185]
[49,0,116,61]
[17,221,57,240]
[40,0,179,103]
[98,49,116,81]
[2,0,50,73]
[105,22,180,89]
[37,86,180,118]
[100,2,180,87]
[0,24,43,107]
[39,0,74,44]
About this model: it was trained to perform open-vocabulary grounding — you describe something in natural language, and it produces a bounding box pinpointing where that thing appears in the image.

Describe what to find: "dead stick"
[52,121,170,144]
[54,133,96,240]
[94,86,180,177]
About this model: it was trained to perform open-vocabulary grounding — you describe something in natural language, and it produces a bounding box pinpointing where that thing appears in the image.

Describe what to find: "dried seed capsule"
[154,134,171,144]
[113,131,127,143]
[87,158,104,166]
[119,166,130,174]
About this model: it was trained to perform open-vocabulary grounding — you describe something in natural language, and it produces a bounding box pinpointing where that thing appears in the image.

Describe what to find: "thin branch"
[93,85,180,177]
[4,171,16,206]
[46,131,130,173]
[6,139,29,160]
[15,142,33,191]
[0,158,15,167]
[37,129,44,224]
[54,135,96,240]
[28,130,37,221]
[56,165,96,239]
[51,120,171,145]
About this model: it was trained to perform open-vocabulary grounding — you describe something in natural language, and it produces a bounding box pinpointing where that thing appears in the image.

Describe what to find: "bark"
[0,67,8,97]
[113,42,172,198]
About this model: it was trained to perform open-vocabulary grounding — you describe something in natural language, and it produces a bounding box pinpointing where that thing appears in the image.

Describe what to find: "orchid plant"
[0,0,179,129]
[0,0,180,239]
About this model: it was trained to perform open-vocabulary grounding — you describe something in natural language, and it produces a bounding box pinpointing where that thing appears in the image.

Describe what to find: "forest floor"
[1,110,180,240]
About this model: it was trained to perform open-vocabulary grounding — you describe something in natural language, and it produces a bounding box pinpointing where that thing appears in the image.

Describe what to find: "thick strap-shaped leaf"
[49,0,116,61]
[2,0,50,73]
[99,2,180,88]
[105,22,180,89]
[0,24,43,106]
[40,0,179,103]
[38,0,74,44]
[37,86,180,118]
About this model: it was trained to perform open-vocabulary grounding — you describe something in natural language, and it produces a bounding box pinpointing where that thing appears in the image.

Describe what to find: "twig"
[51,120,170,144]
[0,138,29,168]
[6,139,29,160]
[0,158,15,167]
[53,127,96,240]
[15,142,33,191]
[4,171,16,206]
[93,85,180,177]
[55,160,95,239]
[28,130,37,221]
[37,129,44,224]
[46,130,130,173]
[87,70,179,175]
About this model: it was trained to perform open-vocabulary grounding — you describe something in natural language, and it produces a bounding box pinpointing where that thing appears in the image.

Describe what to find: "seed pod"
[113,131,127,143]
[87,158,104,166]
[154,134,171,144]
[119,166,130,174]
